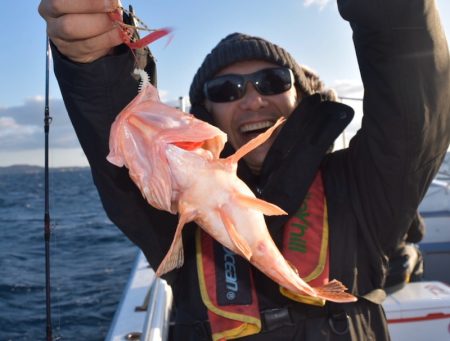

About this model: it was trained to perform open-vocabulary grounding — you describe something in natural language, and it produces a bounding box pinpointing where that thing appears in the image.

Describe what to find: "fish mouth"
[239,120,275,136]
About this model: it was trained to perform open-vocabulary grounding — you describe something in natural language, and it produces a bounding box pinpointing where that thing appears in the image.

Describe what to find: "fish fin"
[314,279,358,303]
[217,207,253,260]
[286,260,300,275]
[227,117,285,164]
[234,194,287,216]
[156,208,195,276]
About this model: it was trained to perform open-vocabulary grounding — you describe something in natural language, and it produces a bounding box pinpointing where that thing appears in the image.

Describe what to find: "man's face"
[205,60,300,174]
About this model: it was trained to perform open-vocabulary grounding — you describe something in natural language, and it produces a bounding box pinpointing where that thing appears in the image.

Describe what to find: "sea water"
[0,167,138,340]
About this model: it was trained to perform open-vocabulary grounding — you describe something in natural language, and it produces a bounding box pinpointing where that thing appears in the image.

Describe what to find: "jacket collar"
[261,94,354,235]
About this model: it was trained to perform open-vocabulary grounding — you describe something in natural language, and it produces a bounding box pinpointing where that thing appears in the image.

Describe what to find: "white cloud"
[29,95,45,102]
[0,116,30,131]
[0,93,186,166]
[331,79,364,99]
[0,116,39,142]
[0,97,80,151]
[303,0,333,10]
[158,89,169,102]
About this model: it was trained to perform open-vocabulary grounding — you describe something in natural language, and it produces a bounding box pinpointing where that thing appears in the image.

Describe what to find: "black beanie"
[189,32,311,106]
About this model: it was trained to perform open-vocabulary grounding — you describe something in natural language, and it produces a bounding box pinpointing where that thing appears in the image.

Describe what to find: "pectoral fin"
[234,194,287,216]
[156,207,196,276]
[227,117,285,164]
[217,207,252,260]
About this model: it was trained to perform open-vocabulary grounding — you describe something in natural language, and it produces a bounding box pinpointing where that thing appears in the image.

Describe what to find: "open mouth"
[239,120,275,136]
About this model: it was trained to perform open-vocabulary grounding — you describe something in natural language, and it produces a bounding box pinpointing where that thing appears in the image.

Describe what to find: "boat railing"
[105,251,173,341]
[141,276,173,341]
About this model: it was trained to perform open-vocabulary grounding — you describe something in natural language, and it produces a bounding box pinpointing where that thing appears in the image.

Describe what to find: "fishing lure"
[109,6,172,49]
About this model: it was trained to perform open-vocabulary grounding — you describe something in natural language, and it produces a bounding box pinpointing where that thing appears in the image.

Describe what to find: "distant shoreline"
[0,164,90,174]
[1,152,447,175]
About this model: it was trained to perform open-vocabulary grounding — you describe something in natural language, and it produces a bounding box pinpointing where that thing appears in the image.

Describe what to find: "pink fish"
[107,77,226,214]
[107,76,356,303]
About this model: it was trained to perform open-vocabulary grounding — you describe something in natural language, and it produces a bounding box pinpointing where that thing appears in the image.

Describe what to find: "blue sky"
[1,0,449,167]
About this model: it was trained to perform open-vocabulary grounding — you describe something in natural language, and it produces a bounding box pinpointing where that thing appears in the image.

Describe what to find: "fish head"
[204,60,299,174]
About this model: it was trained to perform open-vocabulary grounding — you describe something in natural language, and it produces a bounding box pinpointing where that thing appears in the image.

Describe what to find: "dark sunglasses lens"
[256,68,292,95]
[205,76,244,103]
[204,68,293,103]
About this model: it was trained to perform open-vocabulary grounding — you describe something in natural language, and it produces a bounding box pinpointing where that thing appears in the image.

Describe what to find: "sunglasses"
[203,67,294,103]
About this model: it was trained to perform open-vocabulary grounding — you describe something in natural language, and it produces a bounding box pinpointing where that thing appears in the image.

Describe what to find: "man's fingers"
[52,27,123,63]
[47,13,117,41]
[38,0,125,63]
[39,0,119,18]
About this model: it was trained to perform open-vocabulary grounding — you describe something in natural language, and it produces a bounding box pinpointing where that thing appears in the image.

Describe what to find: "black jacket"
[52,0,450,340]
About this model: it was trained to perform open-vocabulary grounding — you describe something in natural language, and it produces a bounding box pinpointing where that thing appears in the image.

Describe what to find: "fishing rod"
[44,34,53,341]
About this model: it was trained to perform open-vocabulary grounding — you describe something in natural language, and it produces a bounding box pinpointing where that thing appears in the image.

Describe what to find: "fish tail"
[314,280,358,303]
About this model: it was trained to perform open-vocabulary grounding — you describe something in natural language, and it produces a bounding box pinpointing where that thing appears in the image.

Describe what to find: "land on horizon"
[0,164,90,175]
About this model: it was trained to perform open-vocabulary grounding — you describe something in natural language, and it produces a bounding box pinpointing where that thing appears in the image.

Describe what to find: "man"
[39,0,450,340]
